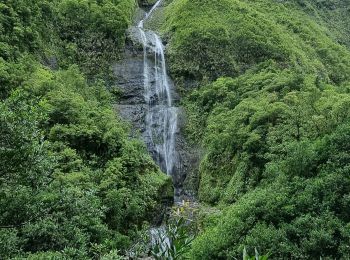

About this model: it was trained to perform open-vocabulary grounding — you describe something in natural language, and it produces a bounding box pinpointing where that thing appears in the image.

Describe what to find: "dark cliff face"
[113,34,147,135]
[138,0,159,8]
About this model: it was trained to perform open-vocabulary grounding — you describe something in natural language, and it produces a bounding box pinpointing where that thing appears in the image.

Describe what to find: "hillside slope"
[161,0,350,258]
[293,0,350,48]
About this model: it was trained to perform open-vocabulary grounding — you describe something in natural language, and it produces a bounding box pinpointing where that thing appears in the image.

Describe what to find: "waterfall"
[138,0,179,187]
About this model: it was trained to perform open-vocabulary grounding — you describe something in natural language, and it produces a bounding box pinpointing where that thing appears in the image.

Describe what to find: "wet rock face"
[114,56,145,105]
[138,0,159,8]
[113,28,197,201]
[113,37,147,135]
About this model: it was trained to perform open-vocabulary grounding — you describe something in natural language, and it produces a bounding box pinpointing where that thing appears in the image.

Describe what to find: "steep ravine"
[113,0,196,203]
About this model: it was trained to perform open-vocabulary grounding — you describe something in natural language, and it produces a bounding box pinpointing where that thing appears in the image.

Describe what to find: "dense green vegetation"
[0,0,135,78]
[0,0,173,258]
[293,0,350,48]
[2,0,350,258]
[160,0,350,258]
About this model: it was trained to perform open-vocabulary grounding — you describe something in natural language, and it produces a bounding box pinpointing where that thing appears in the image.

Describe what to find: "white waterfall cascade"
[138,0,179,186]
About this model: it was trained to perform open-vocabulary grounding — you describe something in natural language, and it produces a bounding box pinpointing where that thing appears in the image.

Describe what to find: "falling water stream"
[121,1,195,254]
[137,0,179,197]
